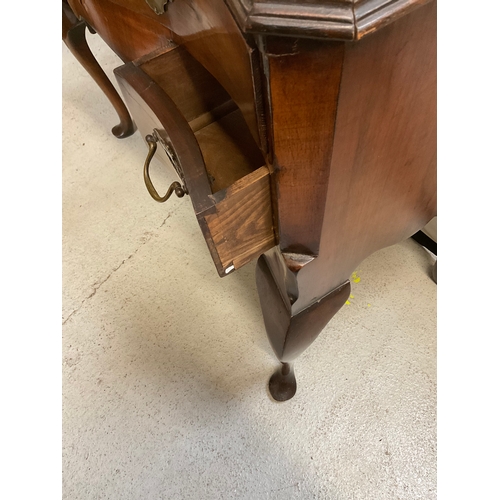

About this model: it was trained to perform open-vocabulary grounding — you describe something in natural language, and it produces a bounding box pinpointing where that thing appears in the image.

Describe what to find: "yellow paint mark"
[367,304,371,308]
[351,271,361,284]
[350,294,354,299]
[345,300,351,305]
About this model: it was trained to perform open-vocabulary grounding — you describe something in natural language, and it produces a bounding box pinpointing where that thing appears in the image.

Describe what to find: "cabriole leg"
[256,252,350,401]
[62,2,135,138]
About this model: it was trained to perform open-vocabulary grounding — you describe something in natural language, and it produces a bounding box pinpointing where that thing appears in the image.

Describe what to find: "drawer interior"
[136,45,264,194]
[115,44,276,276]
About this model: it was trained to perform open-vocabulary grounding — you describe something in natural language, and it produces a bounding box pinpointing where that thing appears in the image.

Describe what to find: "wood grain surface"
[257,254,351,362]
[68,0,174,61]
[137,44,232,127]
[203,167,276,273]
[115,59,275,276]
[265,36,345,257]
[280,0,437,313]
[226,0,432,41]
[164,0,262,148]
[195,110,265,193]
[115,62,214,213]
[68,0,263,150]
[65,0,437,400]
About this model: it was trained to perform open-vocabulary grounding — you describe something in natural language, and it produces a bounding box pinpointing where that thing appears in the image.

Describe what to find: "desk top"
[221,0,432,41]
[138,0,432,41]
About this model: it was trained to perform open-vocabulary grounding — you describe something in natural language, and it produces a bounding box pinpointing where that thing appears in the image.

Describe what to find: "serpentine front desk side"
[63,0,436,401]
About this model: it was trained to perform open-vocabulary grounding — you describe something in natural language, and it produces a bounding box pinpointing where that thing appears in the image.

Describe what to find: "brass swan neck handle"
[143,133,187,203]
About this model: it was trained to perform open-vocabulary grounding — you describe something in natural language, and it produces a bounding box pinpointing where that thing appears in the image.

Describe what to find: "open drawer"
[114,44,276,276]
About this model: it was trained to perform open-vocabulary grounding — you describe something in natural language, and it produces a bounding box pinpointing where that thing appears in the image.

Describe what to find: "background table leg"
[62,2,135,139]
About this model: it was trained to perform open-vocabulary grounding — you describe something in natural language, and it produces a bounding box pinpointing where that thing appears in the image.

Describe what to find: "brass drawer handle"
[144,134,187,203]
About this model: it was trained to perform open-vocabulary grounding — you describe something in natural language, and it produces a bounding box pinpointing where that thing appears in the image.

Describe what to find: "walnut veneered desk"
[63,0,436,401]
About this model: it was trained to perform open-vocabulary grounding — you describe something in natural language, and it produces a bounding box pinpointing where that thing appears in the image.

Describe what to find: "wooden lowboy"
[63,0,436,400]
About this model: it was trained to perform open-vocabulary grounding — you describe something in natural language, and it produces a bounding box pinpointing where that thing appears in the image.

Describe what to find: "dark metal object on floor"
[411,230,437,255]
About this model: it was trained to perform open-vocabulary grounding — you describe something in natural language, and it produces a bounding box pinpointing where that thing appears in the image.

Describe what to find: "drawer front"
[114,48,276,276]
